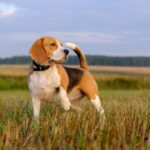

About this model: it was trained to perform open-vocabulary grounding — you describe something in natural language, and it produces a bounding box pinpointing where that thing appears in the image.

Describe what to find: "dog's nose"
[64,49,69,55]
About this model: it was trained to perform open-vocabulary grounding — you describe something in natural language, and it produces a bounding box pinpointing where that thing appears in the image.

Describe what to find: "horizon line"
[0,54,150,59]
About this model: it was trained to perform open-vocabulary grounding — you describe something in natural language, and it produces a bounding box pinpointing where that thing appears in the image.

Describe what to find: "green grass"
[0,76,28,90]
[1,75,150,90]
[97,76,150,89]
[0,90,149,149]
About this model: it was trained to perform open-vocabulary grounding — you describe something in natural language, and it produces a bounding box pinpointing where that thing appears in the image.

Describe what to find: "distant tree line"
[0,56,31,64]
[0,55,150,66]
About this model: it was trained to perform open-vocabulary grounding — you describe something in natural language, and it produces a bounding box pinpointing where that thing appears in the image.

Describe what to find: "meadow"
[0,65,150,149]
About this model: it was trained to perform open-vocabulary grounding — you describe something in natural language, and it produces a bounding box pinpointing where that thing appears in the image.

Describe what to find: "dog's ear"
[29,38,48,64]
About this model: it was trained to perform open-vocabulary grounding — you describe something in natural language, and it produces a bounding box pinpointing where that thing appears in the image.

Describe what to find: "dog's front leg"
[59,87,71,111]
[32,96,41,118]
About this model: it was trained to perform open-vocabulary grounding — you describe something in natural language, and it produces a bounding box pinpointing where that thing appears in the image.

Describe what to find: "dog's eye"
[50,43,56,47]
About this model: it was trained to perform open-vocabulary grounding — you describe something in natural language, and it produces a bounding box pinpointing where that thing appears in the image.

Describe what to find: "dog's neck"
[32,60,51,71]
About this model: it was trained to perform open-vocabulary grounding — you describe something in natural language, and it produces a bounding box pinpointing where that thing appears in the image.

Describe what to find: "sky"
[0,0,150,57]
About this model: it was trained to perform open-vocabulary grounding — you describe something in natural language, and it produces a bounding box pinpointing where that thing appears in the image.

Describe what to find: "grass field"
[1,65,150,76]
[0,65,150,149]
[0,65,150,90]
[0,90,149,149]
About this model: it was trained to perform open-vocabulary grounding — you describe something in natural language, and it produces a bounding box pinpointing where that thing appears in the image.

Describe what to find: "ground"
[0,65,149,149]
[0,90,149,149]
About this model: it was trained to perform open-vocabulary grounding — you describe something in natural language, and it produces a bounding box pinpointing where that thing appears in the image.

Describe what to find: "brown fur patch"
[79,71,99,100]
[29,39,48,64]
[56,64,69,90]
[43,37,59,56]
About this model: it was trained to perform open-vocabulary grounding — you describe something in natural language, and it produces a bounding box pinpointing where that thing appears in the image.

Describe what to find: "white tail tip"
[65,42,77,50]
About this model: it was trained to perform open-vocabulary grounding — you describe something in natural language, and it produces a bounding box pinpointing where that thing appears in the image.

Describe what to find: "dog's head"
[29,36,69,65]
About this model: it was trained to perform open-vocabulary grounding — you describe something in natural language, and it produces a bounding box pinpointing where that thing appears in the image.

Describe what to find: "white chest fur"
[29,64,61,101]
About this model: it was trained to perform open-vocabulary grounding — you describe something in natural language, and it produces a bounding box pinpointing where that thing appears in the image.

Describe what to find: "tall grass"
[0,65,149,149]
[0,90,149,149]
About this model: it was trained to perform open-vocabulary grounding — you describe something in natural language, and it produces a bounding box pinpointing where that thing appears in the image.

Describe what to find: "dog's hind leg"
[86,92,105,127]
[80,75,105,116]
[90,95,105,115]
[90,94,105,128]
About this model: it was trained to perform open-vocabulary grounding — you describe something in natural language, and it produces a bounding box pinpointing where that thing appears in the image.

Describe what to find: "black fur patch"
[64,67,84,92]
[55,87,60,93]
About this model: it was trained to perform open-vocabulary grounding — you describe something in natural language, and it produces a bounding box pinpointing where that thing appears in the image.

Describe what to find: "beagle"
[28,36,104,118]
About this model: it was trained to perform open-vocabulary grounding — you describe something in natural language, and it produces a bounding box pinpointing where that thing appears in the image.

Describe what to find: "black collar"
[32,60,50,71]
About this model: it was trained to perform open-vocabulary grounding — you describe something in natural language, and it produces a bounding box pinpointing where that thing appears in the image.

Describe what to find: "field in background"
[0,65,150,90]
[0,65,150,149]
[0,65,28,76]
[0,65,150,76]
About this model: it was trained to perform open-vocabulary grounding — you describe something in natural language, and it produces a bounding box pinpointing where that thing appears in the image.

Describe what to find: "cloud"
[45,32,121,44]
[0,31,121,57]
[0,31,121,45]
[0,2,18,18]
[0,0,149,57]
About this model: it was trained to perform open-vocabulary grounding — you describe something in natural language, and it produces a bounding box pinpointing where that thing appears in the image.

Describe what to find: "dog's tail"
[65,42,88,70]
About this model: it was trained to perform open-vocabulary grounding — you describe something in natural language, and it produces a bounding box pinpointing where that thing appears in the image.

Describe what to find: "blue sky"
[0,0,150,57]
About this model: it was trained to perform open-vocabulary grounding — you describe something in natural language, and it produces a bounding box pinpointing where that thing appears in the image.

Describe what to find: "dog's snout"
[64,49,69,55]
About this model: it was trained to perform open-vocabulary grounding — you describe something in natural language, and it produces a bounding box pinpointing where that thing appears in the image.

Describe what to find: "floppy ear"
[29,39,48,64]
